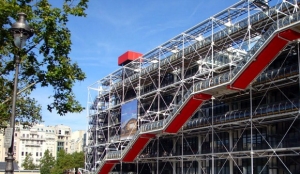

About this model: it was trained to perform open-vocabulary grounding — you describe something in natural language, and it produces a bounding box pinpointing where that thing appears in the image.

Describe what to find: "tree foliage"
[39,149,55,174]
[21,153,37,170]
[51,150,69,174]
[50,150,85,174]
[72,151,85,174]
[0,0,88,126]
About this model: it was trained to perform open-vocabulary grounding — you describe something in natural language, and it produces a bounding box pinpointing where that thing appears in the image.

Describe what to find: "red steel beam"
[98,161,118,174]
[122,133,155,162]
[229,29,300,90]
[164,93,211,133]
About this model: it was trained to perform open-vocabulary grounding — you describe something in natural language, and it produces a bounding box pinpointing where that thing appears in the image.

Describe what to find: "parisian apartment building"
[0,124,86,169]
[70,130,86,153]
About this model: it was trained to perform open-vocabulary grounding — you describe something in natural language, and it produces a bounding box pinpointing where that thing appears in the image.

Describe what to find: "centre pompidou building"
[86,0,300,173]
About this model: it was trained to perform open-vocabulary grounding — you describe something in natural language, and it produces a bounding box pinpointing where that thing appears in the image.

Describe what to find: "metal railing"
[109,1,289,98]
[184,99,299,129]
[140,11,300,134]
[93,7,300,174]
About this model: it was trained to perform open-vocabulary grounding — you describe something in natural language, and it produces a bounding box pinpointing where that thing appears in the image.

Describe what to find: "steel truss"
[86,0,300,173]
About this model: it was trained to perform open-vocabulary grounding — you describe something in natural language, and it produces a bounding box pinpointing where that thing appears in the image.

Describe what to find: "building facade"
[44,125,57,158]
[0,133,6,162]
[53,124,72,154]
[0,124,73,170]
[16,124,48,168]
[86,0,300,174]
[70,130,85,153]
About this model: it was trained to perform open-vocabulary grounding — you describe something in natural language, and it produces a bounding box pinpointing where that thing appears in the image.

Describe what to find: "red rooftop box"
[118,51,143,66]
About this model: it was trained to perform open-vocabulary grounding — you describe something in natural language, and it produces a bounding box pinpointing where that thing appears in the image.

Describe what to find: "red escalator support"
[97,92,210,173]
[97,134,155,173]
[122,133,156,162]
[164,93,212,133]
[229,29,300,90]
[96,28,300,174]
[98,161,118,174]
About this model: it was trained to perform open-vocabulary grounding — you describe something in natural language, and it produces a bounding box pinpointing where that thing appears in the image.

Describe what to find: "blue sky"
[31,0,238,131]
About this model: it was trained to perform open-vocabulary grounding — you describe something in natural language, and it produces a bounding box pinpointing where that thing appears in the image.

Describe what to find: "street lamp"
[5,12,33,174]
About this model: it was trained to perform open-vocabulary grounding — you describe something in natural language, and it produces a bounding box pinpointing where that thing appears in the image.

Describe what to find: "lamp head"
[9,12,33,48]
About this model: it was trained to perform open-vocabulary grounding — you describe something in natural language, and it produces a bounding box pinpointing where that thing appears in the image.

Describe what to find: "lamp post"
[5,12,33,174]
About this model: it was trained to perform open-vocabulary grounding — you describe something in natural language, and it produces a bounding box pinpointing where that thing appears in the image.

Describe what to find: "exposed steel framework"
[86,0,300,173]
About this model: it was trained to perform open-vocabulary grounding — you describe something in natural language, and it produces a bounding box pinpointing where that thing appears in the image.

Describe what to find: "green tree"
[50,150,85,174]
[0,76,42,127]
[21,153,37,170]
[40,149,55,174]
[0,0,88,126]
[72,151,85,174]
[51,150,73,174]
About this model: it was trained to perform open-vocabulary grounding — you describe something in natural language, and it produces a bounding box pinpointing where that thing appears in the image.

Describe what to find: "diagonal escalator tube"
[95,7,300,174]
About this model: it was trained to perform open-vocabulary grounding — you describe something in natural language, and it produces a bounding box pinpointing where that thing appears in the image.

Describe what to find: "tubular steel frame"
[86,0,300,173]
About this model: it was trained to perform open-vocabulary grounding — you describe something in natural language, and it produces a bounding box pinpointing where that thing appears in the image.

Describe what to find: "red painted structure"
[164,93,212,133]
[229,29,300,90]
[97,134,155,174]
[98,161,118,174]
[98,28,300,174]
[123,133,156,162]
[118,51,143,66]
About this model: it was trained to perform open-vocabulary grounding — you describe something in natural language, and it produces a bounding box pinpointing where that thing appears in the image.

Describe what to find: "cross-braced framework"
[86,0,300,173]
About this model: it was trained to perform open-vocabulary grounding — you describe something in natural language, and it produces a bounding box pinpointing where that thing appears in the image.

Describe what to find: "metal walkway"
[85,1,300,173]
[94,4,300,174]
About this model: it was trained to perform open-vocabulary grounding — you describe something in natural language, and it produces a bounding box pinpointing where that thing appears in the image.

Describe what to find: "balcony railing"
[184,99,299,130]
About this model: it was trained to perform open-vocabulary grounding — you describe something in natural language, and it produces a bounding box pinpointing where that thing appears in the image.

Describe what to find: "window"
[23,134,25,138]
[59,130,61,134]
[21,152,24,156]
[40,152,42,156]
[15,133,17,137]
[241,128,267,151]
[36,152,38,156]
